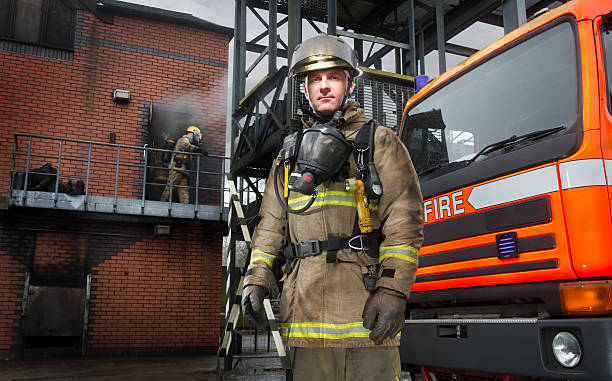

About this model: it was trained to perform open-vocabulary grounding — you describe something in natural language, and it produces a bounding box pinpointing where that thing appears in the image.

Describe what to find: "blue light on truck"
[496,232,519,259]
[414,75,429,92]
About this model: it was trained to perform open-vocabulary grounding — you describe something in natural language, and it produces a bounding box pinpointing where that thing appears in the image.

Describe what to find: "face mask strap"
[303,79,317,114]
[339,73,354,110]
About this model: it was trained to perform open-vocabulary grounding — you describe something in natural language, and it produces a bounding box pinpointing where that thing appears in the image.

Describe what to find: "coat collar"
[301,100,366,133]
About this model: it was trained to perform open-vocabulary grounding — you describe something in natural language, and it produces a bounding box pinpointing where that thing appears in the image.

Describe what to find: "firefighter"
[160,125,207,203]
[241,34,424,380]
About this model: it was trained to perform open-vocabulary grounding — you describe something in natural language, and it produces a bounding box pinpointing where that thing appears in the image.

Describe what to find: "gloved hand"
[241,285,266,329]
[198,145,208,155]
[362,287,407,345]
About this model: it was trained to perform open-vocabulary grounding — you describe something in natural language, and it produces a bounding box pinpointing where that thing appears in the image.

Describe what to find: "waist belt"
[285,236,350,264]
[285,230,381,264]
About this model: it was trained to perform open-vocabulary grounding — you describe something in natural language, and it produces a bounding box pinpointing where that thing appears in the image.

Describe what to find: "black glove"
[241,285,266,329]
[198,145,208,155]
[362,288,407,345]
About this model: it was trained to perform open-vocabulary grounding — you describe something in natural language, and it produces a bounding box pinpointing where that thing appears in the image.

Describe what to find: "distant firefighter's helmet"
[186,125,202,145]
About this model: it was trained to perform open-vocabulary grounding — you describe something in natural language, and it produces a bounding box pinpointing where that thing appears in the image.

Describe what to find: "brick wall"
[0,7,229,359]
[0,211,223,359]
[0,9,230,202]
[87,226,222,355]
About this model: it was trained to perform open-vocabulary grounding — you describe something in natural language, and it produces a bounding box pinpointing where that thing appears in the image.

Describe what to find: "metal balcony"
[9,133,229,221]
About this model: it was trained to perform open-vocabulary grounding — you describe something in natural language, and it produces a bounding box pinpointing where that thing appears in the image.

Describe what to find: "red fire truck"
[399,1,612,379]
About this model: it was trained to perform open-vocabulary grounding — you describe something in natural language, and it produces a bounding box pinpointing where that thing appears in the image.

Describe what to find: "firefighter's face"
[306,69,353,116]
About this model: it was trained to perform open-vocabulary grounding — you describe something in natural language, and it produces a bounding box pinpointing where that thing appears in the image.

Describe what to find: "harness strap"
[284,236,350,263]
[352,120,377,177]
[284,231,381,262]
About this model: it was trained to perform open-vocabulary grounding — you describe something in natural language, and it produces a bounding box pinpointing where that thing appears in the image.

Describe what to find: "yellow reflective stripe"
[288,191,379,210]
[279,321,401,339]
[282,321,364,329]
[249,249,279,268]
[280,321,371,339]
[283,331,371,339]
[379,245,419,265]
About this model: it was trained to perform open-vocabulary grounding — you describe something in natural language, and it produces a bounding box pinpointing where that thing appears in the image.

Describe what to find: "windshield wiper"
[466,126,566,166]
[419,162,449,176]
[418,160,469,177]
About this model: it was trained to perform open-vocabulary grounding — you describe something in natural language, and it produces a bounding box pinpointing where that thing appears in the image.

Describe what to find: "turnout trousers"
[291,346,401,381]
[160,171,189,203]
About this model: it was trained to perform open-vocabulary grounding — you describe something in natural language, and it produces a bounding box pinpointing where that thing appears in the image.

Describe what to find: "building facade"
[0,0,232,359]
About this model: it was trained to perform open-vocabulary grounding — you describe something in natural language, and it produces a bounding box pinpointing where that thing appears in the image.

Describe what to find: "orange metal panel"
[415,182,575,292]
[562,184,612,277]
[593,15,612,220]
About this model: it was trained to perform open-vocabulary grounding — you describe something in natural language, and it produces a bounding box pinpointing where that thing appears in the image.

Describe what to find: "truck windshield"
[403,21,579,177]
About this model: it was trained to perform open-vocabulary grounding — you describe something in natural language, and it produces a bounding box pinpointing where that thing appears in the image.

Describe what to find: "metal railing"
[9,133,229,220]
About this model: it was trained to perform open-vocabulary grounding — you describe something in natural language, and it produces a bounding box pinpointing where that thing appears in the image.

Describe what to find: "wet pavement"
[0,333,286,381]
[0,331,419,381]
[0,353,285,381]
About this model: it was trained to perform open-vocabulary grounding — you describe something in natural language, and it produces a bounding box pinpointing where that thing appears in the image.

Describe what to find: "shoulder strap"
[353,120,379,176]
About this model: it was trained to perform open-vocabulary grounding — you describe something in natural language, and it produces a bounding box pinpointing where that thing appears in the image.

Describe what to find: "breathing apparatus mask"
[274,110,351,213]
[289,113,352,195]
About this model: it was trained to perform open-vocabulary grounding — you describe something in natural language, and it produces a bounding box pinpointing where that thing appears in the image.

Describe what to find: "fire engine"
[399,1,612,380]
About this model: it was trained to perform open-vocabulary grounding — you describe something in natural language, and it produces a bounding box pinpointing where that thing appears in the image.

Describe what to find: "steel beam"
[247,42,288,58]
[395,48,402,75]
[238,0,247,105]
[354,38,363,62]
[337,30,410,50]
[288,0,302,67]
[328,0,337,35]
[363,44,394,68]
[418,25,425,75]
[287,0,301,125]
[445,43,478,57]
[408,0,417,76]
[307,18,323,34]
[231,0,246,151]
[269,0,277,75]
[436,0,446,74]
[503,0,527,34]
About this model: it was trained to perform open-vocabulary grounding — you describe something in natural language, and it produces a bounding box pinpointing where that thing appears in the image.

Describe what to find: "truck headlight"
[552,331,581,368]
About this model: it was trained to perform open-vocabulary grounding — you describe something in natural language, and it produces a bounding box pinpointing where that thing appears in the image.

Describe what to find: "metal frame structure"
[229,0,567,155]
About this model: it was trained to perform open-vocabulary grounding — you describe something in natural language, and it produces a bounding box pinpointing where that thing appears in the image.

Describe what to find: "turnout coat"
[244,101,424,348]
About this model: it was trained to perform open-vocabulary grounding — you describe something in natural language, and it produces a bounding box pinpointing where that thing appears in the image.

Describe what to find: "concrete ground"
[0,333,286,381]
[0,332,418,381]
[0,354,286,381]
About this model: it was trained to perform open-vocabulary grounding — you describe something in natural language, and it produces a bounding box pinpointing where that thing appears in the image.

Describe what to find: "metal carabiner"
[348,235,366,251]
[356,147,368,173]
